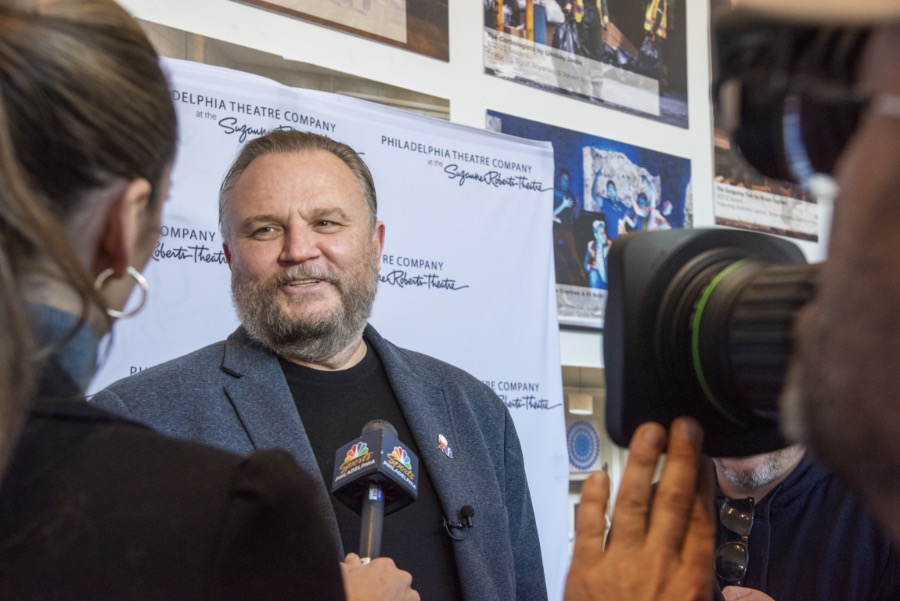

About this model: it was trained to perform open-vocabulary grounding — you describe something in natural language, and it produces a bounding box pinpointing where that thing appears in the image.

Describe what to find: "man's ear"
[95,178,152,277]
[373,221,385,251]
[373,221,385,271]
[223,241,233,270]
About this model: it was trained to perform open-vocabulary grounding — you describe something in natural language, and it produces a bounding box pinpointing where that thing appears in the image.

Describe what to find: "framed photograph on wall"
[487,109,693,330]
[483,0,689,128]
[709,0,818,242]
[235,0,449,61]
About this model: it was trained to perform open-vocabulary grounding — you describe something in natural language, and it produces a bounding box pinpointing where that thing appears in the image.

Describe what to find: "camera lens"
[660,255,818,425]
[604,229,818,457]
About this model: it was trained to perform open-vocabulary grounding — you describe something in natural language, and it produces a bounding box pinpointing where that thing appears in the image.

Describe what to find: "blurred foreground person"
[565,0,900,598]
[748,0,900,545]
[713,446,899,600]
[0,2,416,599]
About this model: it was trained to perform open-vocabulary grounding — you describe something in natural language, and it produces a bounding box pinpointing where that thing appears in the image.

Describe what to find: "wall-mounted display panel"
[484,0,689,128]
[235,0,449,61]
[137,19,450,120]
[488,109,693,330]
[708,0,819,242]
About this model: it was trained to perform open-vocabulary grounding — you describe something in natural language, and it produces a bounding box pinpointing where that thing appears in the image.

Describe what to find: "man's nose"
[279,227,319,264]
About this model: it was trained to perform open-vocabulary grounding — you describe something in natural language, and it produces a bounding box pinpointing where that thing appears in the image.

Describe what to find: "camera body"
[602,7,870,457]
[604,228,818,457]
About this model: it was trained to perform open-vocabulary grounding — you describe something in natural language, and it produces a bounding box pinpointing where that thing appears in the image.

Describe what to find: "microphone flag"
[331,426,419,515]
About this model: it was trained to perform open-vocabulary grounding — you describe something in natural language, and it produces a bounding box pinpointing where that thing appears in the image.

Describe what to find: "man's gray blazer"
[91,325,548,601]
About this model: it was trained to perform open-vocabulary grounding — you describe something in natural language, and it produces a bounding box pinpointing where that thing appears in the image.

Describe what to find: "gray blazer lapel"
[220,330,310,459]
[220,328,344,551]
[399,379,474,517]
[367,329,476,522]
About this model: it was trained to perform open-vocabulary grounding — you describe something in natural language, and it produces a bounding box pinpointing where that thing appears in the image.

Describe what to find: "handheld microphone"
[331,419,419,561]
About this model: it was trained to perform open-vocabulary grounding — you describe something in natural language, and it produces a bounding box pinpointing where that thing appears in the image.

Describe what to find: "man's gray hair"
[218,129,378,240]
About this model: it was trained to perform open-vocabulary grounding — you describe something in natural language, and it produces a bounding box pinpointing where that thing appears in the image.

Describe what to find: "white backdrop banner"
[89,58,569,599]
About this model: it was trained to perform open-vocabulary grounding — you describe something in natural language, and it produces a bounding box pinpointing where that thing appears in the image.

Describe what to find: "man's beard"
[714,445,804,491]
[231,258,378,365]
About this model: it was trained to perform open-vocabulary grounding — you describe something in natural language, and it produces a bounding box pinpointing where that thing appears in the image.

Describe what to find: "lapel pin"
[438,434,453,458]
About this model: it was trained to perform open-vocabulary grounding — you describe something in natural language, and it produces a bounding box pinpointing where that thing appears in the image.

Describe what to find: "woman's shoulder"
[0,401,345,600]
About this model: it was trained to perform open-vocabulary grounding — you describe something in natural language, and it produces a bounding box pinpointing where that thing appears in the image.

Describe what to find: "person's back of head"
[0,0,177,479]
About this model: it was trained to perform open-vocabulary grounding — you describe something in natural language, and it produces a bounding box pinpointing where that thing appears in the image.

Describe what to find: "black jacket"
[0,367,345,600]
[716,454,900,600]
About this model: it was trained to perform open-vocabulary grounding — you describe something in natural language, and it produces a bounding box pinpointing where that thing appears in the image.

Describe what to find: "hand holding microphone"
[341,553,420,601]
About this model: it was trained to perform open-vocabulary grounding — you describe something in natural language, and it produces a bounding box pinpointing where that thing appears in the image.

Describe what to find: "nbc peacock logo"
[347,442,369,461]
[387,446,412,470]
[386,445,416,482]
[339,441,371,474]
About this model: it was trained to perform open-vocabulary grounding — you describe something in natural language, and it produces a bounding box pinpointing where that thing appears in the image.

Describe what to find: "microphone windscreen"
[361,419,397,437]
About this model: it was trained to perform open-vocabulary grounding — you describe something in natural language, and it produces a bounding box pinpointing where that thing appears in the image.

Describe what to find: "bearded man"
[92,129,547,601]
[711,445,899,601]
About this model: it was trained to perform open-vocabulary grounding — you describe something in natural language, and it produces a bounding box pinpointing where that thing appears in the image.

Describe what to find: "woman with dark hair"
[0,2,415,599]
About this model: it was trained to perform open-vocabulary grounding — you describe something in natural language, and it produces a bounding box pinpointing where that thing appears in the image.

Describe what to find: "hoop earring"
[93,266,149,319]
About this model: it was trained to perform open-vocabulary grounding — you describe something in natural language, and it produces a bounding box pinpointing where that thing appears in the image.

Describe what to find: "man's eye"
[251,226,278,238]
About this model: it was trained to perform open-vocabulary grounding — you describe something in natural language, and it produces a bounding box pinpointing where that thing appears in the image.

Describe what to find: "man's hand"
[565,417,715,601]
[721,586,775,601]
[341,553,419,601]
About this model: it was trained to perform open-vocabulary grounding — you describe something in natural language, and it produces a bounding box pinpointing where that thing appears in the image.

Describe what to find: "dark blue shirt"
[715,454,900,600]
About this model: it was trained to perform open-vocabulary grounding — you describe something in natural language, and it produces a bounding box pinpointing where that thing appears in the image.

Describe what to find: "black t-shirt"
[280,347,463,601]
